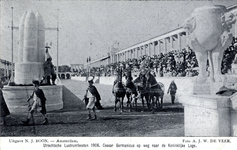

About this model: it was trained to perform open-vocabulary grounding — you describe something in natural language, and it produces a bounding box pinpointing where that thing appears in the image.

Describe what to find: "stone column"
[140,47,142,57]
[117,54,119,63]
[133,49,136,59]
[127,51,129,60]
[178,33,182,51]
[125,52,127,61]
[148,43,151,56]
[171,36,174,50]
[133,48,137,58]
[3,60,7,77]
[158,40,161,54]
[153,42,156,55]
[136,48,139,58]
[127,50,129,60]
[111,53,114,64]
[163,38,167,54]
[128,50,131,60]
[185,32,189,48]
[126,52,128,61]
[235,20,237,38]
[143,44,147,55]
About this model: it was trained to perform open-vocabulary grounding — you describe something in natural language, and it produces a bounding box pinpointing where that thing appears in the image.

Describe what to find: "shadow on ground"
[51,86,86,113]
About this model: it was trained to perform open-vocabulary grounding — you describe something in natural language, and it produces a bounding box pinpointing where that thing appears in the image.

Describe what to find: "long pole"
[9,7,14,84]
[89,59,90,77]
[57,9,59,78]
[87,58,89,81]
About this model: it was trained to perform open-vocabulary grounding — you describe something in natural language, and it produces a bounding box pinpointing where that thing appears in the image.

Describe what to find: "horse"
[144,70,164,112]
[124,67,138,112]
[154,82,165,108]
[112,67,126,112]
[133,74,150,111]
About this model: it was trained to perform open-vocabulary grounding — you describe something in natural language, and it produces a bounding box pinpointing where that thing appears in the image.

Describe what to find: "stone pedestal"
[193,82,210,95]
[230,93,237,136]
[179,93,237,137]
[15,62,44,85]
[232,64,237,74]
[2,85,63,114]
[192,75,237,95]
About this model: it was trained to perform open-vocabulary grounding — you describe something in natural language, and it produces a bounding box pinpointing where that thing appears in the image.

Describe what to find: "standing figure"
[167,80,177,104]
[84,78,101,120]
[22,80,48,125]
[0,82,10,125]
[43,48,56,85]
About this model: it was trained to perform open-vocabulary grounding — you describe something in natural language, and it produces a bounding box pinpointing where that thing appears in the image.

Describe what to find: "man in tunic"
[167,80,177,104]
[22,80,48,125]
[0,82,10,125]
[84,78,102,120]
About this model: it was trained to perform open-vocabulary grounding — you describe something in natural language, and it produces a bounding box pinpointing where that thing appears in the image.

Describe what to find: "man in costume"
[22,80,48,125]
[167,80,177,104]
[84,77,102,120]
[0,82,10,125]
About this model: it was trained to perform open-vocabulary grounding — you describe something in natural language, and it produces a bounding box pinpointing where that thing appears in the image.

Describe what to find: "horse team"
[112,66,164,113]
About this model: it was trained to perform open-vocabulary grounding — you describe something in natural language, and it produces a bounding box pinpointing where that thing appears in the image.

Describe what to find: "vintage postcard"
[1,0,237,150]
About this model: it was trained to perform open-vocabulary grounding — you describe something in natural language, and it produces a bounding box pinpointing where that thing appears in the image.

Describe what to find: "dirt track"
[1,79,184,137]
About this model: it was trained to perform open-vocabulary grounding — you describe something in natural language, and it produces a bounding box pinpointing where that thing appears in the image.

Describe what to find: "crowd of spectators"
[221,37,237,74]
[72,37,237,78]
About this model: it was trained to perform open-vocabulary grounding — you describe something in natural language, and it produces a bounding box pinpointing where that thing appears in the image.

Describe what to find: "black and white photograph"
[1,0,237,150]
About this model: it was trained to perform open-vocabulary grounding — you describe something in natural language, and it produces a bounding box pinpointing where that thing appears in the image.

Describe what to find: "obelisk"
[15,10,45,85]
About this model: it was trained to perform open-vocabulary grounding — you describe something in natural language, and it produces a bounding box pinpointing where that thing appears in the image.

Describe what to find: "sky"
[1,0,236,66]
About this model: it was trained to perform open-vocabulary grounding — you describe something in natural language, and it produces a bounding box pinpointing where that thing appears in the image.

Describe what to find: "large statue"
[43,47,56,85]
[183,5,236,83]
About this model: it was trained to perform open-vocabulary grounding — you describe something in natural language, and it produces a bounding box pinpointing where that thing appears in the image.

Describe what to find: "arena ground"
[1,79,184,137]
